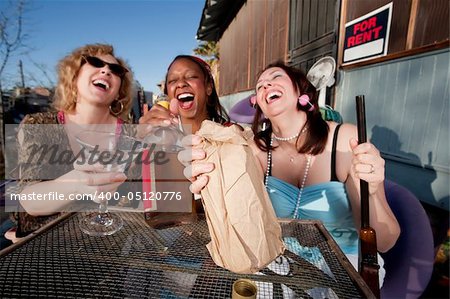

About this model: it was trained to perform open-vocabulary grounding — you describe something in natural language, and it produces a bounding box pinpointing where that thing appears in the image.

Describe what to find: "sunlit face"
[166,58,211,122]
[255,67,298,117]
[76,54,122,107]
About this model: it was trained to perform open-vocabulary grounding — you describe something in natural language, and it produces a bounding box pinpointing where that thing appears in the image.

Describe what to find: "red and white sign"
[343,2,393,64]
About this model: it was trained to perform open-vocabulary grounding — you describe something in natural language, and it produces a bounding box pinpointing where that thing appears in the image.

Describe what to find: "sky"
[0,0,206,94]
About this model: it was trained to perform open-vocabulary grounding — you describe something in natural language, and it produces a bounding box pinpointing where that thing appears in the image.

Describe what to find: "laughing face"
[76,54,122,107]
[255,67,299,117]
[165,58,210,123]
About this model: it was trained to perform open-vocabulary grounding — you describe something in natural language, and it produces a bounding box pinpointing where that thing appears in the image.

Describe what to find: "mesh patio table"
[0,212,374,298]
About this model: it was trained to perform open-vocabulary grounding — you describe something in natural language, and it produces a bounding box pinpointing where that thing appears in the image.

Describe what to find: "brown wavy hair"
[52,43,133,120]
[252,61,329,155]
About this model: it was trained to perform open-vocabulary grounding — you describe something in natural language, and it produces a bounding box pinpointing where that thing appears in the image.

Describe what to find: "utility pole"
[0,80,4,178]
[18,60,25,88]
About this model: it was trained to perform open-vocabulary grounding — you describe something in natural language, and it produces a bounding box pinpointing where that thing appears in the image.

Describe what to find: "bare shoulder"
[326,122,355,150]
[338,123,357,142]
[326,122,357,181]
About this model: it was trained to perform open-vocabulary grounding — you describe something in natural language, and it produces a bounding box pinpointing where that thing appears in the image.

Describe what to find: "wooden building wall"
[335,0,449,210]
[289,0,339,72]
[335,48,449,210]
[218,0,289,96]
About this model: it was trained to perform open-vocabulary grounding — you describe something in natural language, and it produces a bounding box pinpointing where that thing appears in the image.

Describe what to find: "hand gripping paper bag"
[196,120,285,274]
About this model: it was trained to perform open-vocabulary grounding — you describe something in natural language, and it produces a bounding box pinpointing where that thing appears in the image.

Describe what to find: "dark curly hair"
[164,55,229,125]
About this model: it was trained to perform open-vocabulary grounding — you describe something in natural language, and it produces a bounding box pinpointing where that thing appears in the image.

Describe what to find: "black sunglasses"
[82,56,128,77]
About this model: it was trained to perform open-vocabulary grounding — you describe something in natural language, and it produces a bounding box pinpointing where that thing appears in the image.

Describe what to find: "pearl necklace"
[265,136,312,219]
[272,127,307,142]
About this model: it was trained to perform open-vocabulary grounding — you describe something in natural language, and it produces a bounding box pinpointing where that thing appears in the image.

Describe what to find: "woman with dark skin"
[139,55,228,134]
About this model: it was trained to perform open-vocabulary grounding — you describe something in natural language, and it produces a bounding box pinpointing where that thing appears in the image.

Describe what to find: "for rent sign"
[343,2,392,64]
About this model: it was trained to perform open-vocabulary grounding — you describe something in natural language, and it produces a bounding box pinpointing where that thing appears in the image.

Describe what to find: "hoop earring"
[109,100,124,116]
[298,94,314,111]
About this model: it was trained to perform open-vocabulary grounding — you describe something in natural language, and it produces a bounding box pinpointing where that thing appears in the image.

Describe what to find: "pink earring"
[298,94,314,111]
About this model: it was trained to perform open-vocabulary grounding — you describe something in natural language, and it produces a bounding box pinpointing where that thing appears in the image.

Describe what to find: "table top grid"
[0,212,371,298]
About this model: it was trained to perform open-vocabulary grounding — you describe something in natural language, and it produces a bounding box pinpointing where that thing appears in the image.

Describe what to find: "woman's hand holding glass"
[177,134,214,194]
[70,160,127,203]
[74,130,141,236]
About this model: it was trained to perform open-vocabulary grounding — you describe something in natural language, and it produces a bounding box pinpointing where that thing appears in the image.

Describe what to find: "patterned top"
[12,111,136,237]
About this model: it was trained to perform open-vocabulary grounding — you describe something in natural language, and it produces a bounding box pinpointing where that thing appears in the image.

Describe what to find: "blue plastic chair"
[228,94,256,124]
[380,180,435,298]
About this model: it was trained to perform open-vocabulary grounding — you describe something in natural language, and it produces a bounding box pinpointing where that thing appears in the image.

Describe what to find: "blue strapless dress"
[266,176,358,255]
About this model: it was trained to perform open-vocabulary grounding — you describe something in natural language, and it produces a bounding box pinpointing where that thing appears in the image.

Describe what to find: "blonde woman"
[9,43,134,238]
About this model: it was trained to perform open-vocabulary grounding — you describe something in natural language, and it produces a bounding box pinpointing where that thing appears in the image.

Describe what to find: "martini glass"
[75,130,142,236]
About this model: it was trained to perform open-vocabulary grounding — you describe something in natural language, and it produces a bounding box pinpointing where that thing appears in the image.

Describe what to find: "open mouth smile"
[177,93,195,110]
[265,91,282,104]
[92,79,110,91]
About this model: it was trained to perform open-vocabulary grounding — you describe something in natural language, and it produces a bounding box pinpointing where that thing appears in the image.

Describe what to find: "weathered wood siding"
[219,0,289,96]
[289,0,338,71]
[335,48,449,209]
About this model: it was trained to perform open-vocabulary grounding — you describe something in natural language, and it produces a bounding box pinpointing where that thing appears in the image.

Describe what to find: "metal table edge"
[277,218,376,299]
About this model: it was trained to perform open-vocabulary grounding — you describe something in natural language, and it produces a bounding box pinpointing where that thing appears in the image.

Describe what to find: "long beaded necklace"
[265,136,312,219]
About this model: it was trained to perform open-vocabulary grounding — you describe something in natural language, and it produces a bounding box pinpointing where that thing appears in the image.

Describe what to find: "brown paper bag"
[196,120,285,274]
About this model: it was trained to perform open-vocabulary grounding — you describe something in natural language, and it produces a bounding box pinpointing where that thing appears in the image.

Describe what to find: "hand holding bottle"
[139,94,179,127]
[139,94,184,153]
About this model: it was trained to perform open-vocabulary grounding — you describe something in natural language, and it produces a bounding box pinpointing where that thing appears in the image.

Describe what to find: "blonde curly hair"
[52,43,133,120]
